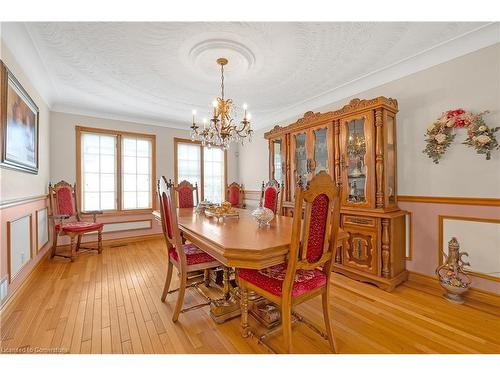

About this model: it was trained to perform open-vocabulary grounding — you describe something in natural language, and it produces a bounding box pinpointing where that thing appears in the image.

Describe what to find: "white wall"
[50,111,239,188]
[239,43,500,198]
[0,41,51,202]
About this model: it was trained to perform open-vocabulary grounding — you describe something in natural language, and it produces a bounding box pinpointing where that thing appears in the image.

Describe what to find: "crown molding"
[256,23,500,130]
[51,105,190,131]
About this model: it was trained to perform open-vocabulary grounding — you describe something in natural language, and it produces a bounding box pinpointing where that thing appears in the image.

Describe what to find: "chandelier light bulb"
[212,100,218,108]
[243,103,248,110]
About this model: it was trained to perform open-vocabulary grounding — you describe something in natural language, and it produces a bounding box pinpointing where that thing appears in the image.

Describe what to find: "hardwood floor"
[1,238,499,354]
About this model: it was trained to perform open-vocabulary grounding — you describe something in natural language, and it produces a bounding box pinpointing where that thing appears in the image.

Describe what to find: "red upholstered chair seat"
[169,243,217,266]
[55,221,104,233]
[238,263,327,298]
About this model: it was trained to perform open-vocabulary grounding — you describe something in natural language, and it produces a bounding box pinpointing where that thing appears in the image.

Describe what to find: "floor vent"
[110,243,128,248]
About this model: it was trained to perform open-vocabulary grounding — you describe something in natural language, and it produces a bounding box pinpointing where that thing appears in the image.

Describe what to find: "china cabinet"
[264,97,407,291]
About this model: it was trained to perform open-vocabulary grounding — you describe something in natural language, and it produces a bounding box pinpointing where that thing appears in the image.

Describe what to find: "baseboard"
[55,233,163,251]
[408,271,500,307]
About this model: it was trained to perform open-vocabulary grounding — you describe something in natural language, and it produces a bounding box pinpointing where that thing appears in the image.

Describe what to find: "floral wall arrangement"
[423,109,499,164]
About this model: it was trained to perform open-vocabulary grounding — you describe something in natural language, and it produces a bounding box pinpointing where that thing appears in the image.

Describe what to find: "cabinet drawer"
[343,215,376,228]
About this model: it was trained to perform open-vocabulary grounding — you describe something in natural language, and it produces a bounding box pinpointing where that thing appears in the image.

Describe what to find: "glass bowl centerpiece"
[251,207,274,227]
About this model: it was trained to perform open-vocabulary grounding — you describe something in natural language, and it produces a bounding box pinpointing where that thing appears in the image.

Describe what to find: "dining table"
[152,207,347,323]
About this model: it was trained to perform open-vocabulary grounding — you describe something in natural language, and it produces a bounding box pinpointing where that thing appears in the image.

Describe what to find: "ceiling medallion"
[187,38,256,77]
[190,57,253,149]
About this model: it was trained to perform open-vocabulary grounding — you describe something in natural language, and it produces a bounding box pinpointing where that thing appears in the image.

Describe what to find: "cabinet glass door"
[273,139,283,183]
[346,119,367,203]
[313,127,329,174]
[294,132,307,187]
[386,115,396,205]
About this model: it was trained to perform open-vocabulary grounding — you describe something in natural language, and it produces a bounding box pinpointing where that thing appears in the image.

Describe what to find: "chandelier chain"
[220,63,224,100]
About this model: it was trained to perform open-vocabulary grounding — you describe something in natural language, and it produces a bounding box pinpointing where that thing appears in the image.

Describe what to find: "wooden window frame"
[173,137,227,202]
[76,125,157,215]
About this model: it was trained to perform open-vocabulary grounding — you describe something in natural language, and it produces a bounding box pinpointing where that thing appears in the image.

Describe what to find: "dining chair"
[48,180,103,261]
[260,179,284,215]
[157,176,221,322]
[172,179,199,208]
[237,171,341,353]
[226,181,244,208]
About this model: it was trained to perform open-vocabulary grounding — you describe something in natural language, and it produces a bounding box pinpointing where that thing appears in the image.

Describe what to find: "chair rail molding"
[397,195,500,207]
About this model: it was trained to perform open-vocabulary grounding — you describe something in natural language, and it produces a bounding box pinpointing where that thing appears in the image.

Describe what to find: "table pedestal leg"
[240,288,250,338]
[209,266,241,323]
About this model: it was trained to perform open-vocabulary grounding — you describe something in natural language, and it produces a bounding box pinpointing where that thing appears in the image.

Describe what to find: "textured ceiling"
[7,22,496,128]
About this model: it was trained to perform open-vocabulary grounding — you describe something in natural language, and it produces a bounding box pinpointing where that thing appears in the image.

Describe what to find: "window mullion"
[117,134,122,211]
[200,144,205,201]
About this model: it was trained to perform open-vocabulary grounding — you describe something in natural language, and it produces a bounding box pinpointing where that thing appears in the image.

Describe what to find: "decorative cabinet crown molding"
[264,97,398,139]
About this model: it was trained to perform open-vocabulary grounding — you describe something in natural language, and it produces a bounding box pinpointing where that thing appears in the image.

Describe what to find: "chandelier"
[190,57,253,149]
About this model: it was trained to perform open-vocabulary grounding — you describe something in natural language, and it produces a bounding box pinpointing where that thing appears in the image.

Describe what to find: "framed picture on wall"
[0,60,39,174]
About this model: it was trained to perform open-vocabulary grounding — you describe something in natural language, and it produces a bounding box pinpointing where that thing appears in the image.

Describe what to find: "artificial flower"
[435,133,447,144]
[475,135,491,145]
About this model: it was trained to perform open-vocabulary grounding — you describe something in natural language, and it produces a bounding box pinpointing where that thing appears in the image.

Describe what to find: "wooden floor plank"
[1,238,498,354]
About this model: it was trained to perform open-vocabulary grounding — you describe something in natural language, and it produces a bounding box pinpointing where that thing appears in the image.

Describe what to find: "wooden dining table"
[152,207,347,323]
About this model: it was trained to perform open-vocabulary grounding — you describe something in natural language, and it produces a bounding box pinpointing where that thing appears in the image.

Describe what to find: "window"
[203,147,225,203]
[81,132,117,211]
[174,138,226,203]
[122,136,153,209]
[176,142,201,188]
[77,126,156,212]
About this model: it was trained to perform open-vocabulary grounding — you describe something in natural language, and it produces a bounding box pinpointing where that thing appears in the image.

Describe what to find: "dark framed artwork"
[0,60,39,174]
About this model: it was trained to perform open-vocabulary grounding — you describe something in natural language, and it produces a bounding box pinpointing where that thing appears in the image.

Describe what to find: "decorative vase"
[436,237,472,304]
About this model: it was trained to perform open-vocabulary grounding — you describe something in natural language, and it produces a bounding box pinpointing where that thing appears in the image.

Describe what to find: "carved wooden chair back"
[158,177,188,268]
[226,182,244,207]
[260,178,282,214]
[284,171,341,295]
[48,180,80,221]
[173,179,199,208]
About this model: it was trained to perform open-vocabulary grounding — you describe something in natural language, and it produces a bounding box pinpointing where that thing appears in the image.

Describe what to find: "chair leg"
[240,287,250,338]
[97,228,103,254]
[172,270,187,323]
[51,230,58,258]
[203,269,210,287]
[69,234,76,262]
[161,261,174,302]
[76,235,82,252]
[322,290,337,353]
[281,301,293,353]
